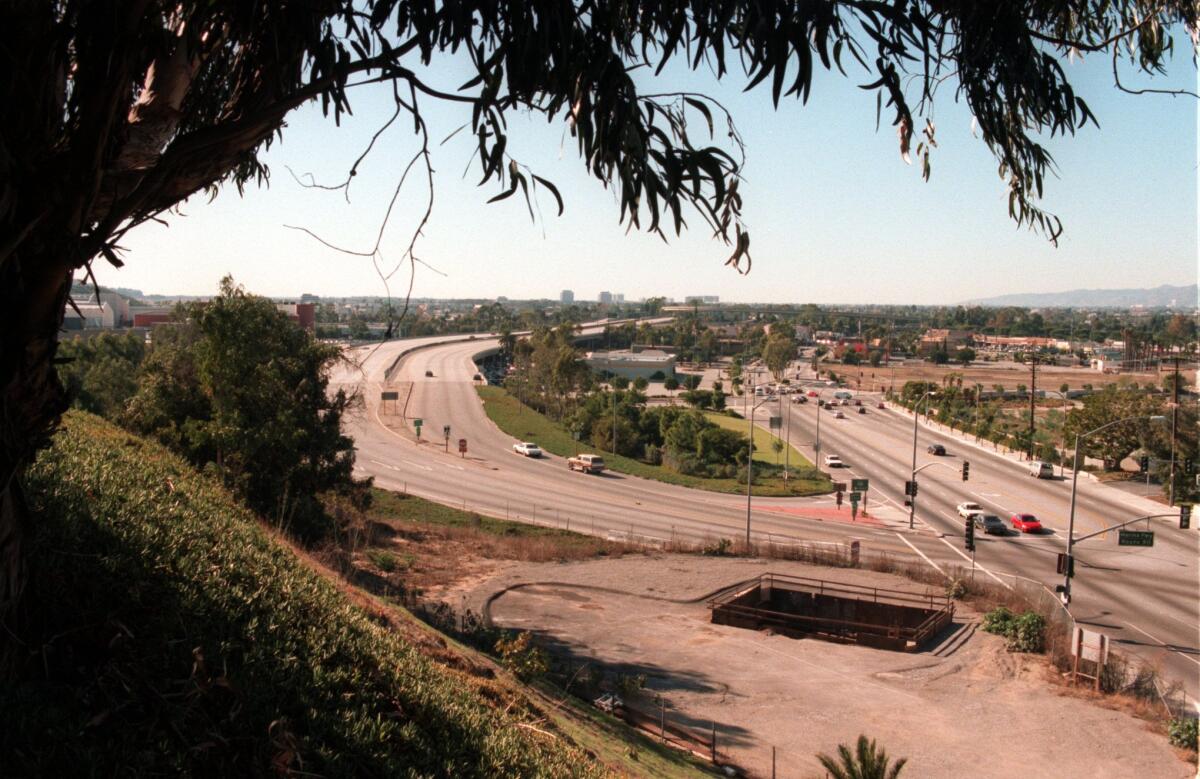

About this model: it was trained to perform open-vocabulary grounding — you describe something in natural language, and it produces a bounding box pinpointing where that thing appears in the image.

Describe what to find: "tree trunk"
[0,245,74,653]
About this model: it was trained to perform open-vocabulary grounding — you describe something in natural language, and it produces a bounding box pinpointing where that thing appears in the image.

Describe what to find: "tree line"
[57,277,368,540]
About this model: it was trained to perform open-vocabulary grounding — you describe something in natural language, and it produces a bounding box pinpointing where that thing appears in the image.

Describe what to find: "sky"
[112,27,1198,305]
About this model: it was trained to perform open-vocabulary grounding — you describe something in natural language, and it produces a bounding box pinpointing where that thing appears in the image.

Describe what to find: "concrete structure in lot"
[916,328,973,356]
[584,348,676,380]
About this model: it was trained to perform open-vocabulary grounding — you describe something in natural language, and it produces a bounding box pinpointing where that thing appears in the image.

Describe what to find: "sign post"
[849,491,860,520]
[458,438,467,458]
[413,417,423,439]
[851,478,869,517]
[1070,626,1109,690]
[443,424,451,453]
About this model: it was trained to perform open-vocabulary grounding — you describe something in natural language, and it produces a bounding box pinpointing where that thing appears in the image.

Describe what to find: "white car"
[824,454,844,468]
[512,442,543,457]
[956,501,983,518]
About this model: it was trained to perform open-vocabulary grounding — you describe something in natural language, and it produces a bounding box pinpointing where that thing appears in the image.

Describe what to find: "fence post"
[710,721,716,762]
[660,698,665,742]
[772,746,776,778]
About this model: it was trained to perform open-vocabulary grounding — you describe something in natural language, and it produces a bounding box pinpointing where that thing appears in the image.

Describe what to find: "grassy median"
[476,386,832,497]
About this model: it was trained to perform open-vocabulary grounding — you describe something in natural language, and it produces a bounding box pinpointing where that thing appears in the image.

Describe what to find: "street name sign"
[1117,530,1154,547]
[851,478,869,492]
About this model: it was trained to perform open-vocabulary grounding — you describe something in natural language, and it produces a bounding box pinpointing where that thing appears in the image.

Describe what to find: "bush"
[494,631,549,681]
[981,606,1044,653]
[1168,717,1198,751]
[945,579,967,600]
[701,538,734,556]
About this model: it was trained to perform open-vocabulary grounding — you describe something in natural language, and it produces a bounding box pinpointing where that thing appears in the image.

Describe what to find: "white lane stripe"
[1123,621,1200,668]
[936,535,1013,589]
[971,491,1014,515]
[896,533,946,577]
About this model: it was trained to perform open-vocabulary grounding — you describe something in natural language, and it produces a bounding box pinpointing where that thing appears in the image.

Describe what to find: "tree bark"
[0,239,74,651]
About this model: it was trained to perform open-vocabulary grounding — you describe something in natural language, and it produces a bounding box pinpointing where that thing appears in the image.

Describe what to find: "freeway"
[332,331,1199,704]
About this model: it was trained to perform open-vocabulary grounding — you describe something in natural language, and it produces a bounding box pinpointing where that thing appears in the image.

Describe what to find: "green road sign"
[851,478,869,492]
[1118,530,1154,547]
[413,418,423,427]
[849,491,861,504]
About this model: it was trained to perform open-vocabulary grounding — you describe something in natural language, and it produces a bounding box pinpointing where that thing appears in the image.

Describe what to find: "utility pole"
[1169,356,1180,505]
[1028,354,1037,461]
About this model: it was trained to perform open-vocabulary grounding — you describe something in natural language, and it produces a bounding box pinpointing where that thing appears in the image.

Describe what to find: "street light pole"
[746,376,754,548]
[909,390,935,530]
[1062,414,1166,605]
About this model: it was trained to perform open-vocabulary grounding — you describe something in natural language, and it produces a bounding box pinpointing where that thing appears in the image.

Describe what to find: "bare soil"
[461,555,1191,779]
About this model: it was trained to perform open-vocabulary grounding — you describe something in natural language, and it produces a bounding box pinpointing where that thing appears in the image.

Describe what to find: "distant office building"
[560,289,574,304]
[614,293,625,303]
[685,295,720,304]
[598,291,613,305]
[63,302,114,330]
[132,308,174,327]
[584,349,676,381]
[276,302,316,331]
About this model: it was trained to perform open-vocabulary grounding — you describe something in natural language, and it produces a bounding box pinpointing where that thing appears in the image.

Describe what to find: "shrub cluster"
[981,606,1046,653]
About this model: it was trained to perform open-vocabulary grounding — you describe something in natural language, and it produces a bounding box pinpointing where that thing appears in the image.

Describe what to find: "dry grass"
[843,361,1170,393]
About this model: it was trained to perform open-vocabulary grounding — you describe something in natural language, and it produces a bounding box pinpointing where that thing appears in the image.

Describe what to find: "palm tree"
[816,735,907,779]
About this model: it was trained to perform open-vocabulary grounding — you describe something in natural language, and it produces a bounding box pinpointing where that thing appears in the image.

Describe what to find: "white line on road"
[1123,621,1200,668]
[896,533,946,577]
[935,535,1012,589]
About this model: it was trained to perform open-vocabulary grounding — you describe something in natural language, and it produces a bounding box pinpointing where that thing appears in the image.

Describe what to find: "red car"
[807,390,819,397]
[1010,513,1042,533]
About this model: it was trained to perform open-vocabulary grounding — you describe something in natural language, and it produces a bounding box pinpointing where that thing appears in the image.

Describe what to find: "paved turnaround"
[331,329,1199,706]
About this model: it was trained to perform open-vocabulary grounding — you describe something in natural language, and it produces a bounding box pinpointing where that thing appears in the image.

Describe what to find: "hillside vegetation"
[7,411,605,777]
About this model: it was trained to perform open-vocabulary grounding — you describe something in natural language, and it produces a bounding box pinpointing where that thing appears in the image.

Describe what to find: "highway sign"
[849,491,861,504]
[413,418,423,427]
[1117,529,1154,547]
[1180,504,1192,530]
[851,478,869,492]
[768,415,782,430]
[381,391,399,401]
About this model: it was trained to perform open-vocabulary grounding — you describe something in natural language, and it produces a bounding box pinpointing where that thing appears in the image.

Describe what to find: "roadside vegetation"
[478,385,830,496]
[12,412,606,777]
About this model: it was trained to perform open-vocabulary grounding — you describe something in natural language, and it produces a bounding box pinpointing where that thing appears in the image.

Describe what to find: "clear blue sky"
[115,34,1198,305]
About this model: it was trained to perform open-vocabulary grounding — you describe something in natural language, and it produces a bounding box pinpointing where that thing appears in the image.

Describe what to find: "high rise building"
[598,291,613,305]
[560,289,574,304]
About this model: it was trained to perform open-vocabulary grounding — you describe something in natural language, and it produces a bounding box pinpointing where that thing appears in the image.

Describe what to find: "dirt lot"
[455,555,1191,779]
[836,360,1181,394]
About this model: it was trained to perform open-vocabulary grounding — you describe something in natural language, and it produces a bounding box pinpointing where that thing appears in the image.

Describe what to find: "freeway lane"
[334,335,1198,703]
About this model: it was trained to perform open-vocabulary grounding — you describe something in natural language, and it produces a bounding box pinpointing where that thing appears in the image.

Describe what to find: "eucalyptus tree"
[2,0,1195,621]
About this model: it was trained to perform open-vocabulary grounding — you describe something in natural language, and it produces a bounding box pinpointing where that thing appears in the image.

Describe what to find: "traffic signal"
[1181,505,1192,531]
[836,490,844,508]
[962,461,970,482]
[1185,459,1195,476]
[1056,553,1075,578]
[1139,455,1149,473]
[904,480,918,497]
[964,517,975,551]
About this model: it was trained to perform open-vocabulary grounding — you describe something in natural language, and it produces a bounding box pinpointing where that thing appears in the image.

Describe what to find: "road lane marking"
[896,533,946,577]
[401,459,433,472]
[934,535,1012,589]
[1123,621,1200,668]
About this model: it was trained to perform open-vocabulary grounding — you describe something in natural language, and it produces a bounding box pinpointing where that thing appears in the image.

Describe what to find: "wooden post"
[710,721,716,762]
[660,698,665,742]
[772,746,776,778]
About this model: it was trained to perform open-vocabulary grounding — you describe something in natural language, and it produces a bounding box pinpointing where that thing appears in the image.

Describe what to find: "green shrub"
[701,538,734,556]
[982,606,1016,636]
[1168,717,1198,751]
[12,412,596,777]
[981,606,1044,653]
[945,579,967,600]
[1007,612,1046,653]
[495,632,549,681]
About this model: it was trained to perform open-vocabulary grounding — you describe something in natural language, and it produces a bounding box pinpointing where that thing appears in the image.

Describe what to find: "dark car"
[926,443,946,456]
[857,406,867,414]
[973,514,1006,535]
[424,369,434,377]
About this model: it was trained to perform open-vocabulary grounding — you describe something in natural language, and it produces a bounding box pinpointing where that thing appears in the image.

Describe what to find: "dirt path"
[465,555,1191,779]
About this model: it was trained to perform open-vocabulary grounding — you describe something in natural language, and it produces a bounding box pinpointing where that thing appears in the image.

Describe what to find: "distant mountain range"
[963,284,1197,309]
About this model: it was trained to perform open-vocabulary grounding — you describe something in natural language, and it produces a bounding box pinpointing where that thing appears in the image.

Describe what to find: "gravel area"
[459,555,1190,779]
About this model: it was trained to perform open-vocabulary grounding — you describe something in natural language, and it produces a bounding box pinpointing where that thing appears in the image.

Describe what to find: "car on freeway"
[854,399,863,406]
[973,514,1006,535]
[792,395,808,404]
[424,369,434,377]
[834,390,852,399]
[956,501,983,518]
[877,401,886,409]
[834,410,846,419]
[823,454,844,468]
[840,398,851,406]
[857,406,867,415]
[1010,513,1043,533]
[1028,461,1055,479]
[512,442,543,457]
[926,443,946,456]
[567,453,606,474]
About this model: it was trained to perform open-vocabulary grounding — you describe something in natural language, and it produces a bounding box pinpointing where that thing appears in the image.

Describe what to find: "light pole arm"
[1072,513,1178,545]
